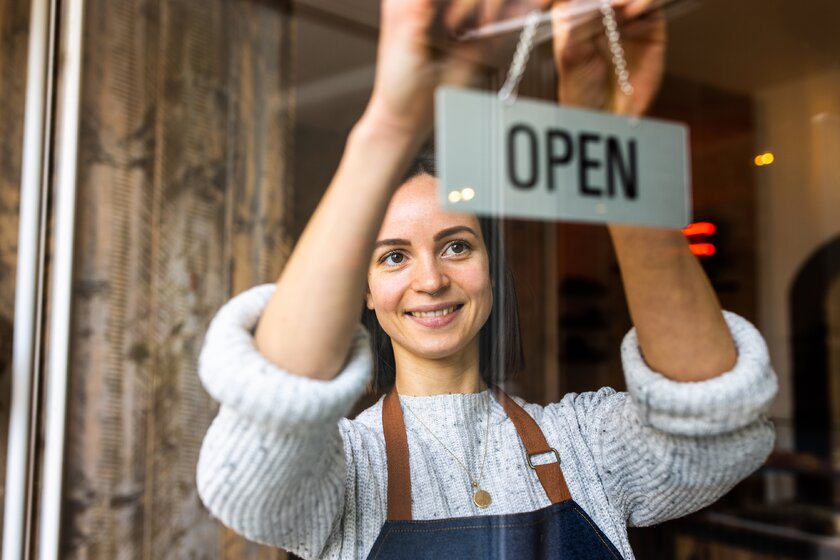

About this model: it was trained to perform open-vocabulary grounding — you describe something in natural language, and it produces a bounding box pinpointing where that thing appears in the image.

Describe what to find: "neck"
[393,343,485,396]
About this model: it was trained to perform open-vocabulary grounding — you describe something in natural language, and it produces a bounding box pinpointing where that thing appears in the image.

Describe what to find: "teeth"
[411,306,457,318]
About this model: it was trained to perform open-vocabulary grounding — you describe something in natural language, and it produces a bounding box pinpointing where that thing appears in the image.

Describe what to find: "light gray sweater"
[196,285,777,559]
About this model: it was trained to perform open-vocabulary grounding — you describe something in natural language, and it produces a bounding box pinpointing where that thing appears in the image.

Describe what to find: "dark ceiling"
[293,0,840,129]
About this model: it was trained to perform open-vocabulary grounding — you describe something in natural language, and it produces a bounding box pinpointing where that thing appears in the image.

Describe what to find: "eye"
[444,240,471,257]
[380,251,406,266]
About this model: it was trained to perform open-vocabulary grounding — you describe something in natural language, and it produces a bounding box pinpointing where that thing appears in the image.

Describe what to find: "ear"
[365,288,374,311]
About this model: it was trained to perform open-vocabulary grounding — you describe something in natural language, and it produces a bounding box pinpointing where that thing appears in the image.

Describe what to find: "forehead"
[378,174,481,240]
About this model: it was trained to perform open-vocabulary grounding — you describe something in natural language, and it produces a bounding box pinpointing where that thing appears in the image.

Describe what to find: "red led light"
[689,243,716,257]
[682,222,717,237]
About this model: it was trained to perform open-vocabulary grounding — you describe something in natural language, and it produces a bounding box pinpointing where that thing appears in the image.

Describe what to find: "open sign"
[435,87,691,228]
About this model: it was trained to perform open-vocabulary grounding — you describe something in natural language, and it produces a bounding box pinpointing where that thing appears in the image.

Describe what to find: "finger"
[445,0,482,32]
[550,1,613,106]
[478,0,507,26]
[550,1,606,61]
[381,0,439,44]
[600,0,657,19]
[549,0,574,54]
[612,3,666,43]
[500,0,555,18]
[623,0,658,18]
[557,1,660,53]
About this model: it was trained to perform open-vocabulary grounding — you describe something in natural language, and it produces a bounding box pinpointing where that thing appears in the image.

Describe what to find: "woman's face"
[366,174,493,365]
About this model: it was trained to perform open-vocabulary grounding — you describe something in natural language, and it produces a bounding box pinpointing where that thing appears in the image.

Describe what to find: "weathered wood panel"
[63,0,293,557]
[0,0,32,551]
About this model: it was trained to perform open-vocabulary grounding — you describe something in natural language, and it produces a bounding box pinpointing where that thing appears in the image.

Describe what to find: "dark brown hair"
[361,147,524,391]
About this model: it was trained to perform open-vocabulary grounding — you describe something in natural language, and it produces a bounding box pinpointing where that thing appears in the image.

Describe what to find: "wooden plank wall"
[63,0,293,557]
[1,4,764,558]
[0,0,32,551]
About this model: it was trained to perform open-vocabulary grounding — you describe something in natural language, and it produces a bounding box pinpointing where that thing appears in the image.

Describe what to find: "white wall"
[754,68,840,447]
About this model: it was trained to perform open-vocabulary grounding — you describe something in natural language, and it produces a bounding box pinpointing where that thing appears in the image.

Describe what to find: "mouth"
[406,304,463,318]
[405,304,464,328]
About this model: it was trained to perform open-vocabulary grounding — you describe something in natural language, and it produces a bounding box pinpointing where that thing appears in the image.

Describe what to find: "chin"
[405,337,474,361]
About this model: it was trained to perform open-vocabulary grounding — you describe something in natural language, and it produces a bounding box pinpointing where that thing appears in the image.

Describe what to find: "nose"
[411,256,450,296]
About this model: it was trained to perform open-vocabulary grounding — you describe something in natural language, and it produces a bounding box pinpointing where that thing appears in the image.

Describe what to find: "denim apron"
[365,387,625,559]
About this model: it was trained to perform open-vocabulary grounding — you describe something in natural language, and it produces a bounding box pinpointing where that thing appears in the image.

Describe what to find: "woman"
[196,1,777,558]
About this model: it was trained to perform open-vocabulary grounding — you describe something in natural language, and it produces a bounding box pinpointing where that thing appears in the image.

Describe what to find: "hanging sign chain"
[498,3,634,104]
[498,10,542,104]
[599,0,634,96]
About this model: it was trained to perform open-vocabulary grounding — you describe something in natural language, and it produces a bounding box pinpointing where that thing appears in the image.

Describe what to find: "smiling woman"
[367,175,494,381]
[362,156,523,393]
[195,1,777,559]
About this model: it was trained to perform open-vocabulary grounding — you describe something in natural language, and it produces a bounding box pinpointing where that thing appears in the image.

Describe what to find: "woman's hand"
[365,0,552,139]
[551,0,665,115]
[260,1,546,380]
[548,2,737,380]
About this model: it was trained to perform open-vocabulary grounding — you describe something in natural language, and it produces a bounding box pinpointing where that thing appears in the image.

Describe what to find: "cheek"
[478,278,494,317]
[457,264,493,312]
[367,272,408,314]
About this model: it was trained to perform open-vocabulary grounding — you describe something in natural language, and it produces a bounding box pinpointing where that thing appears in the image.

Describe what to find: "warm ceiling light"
[461,187,475,201]
[448,190,462,203]
[755,152,775,166]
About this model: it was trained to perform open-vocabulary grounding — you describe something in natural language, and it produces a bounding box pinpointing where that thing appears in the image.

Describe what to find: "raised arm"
[253,114,417,380]
[253,29,427,379]
[199,4,467,550]
[608,227,737,379]
[198,1,552,555]
[549,0,776,527]
[552,0,735,379]
[255,1,551,380]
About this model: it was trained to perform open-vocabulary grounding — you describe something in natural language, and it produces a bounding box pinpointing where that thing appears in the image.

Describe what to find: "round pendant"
[473,488,492,509]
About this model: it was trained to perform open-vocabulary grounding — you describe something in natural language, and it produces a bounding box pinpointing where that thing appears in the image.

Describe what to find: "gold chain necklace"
[401,395,493,509]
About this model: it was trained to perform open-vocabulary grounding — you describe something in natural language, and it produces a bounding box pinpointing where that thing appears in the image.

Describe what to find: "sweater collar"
[398,389,508,427]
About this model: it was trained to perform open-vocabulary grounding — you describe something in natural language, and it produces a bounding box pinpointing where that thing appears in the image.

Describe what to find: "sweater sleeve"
[580,311,778,527]
[195,284,372,557]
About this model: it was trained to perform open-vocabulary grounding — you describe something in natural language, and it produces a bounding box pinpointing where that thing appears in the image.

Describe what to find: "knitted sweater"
[196,285,777,560]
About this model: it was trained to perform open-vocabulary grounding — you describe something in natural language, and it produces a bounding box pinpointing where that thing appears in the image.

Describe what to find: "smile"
[408,305,460,318]
[405,304,464,328]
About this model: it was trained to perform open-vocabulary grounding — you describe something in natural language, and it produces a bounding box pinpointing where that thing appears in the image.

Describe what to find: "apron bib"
[366,387,625,559]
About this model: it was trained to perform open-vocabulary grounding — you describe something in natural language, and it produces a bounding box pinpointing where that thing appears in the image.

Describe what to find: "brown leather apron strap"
[492,387,572,504]
[381,386,572,521]
[383,387,412,520]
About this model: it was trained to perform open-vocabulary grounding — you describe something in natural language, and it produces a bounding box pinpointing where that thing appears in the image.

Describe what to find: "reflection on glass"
[2,0,839,559]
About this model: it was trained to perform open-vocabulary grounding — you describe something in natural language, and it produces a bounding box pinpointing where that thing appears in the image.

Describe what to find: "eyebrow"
[373,226,478,251]
[373,238,410,250]
[434,226,478,242]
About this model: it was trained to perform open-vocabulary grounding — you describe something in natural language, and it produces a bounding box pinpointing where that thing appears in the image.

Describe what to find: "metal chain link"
[498,2,634,103]
[498,10,542,104]
[600,0,634,96]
